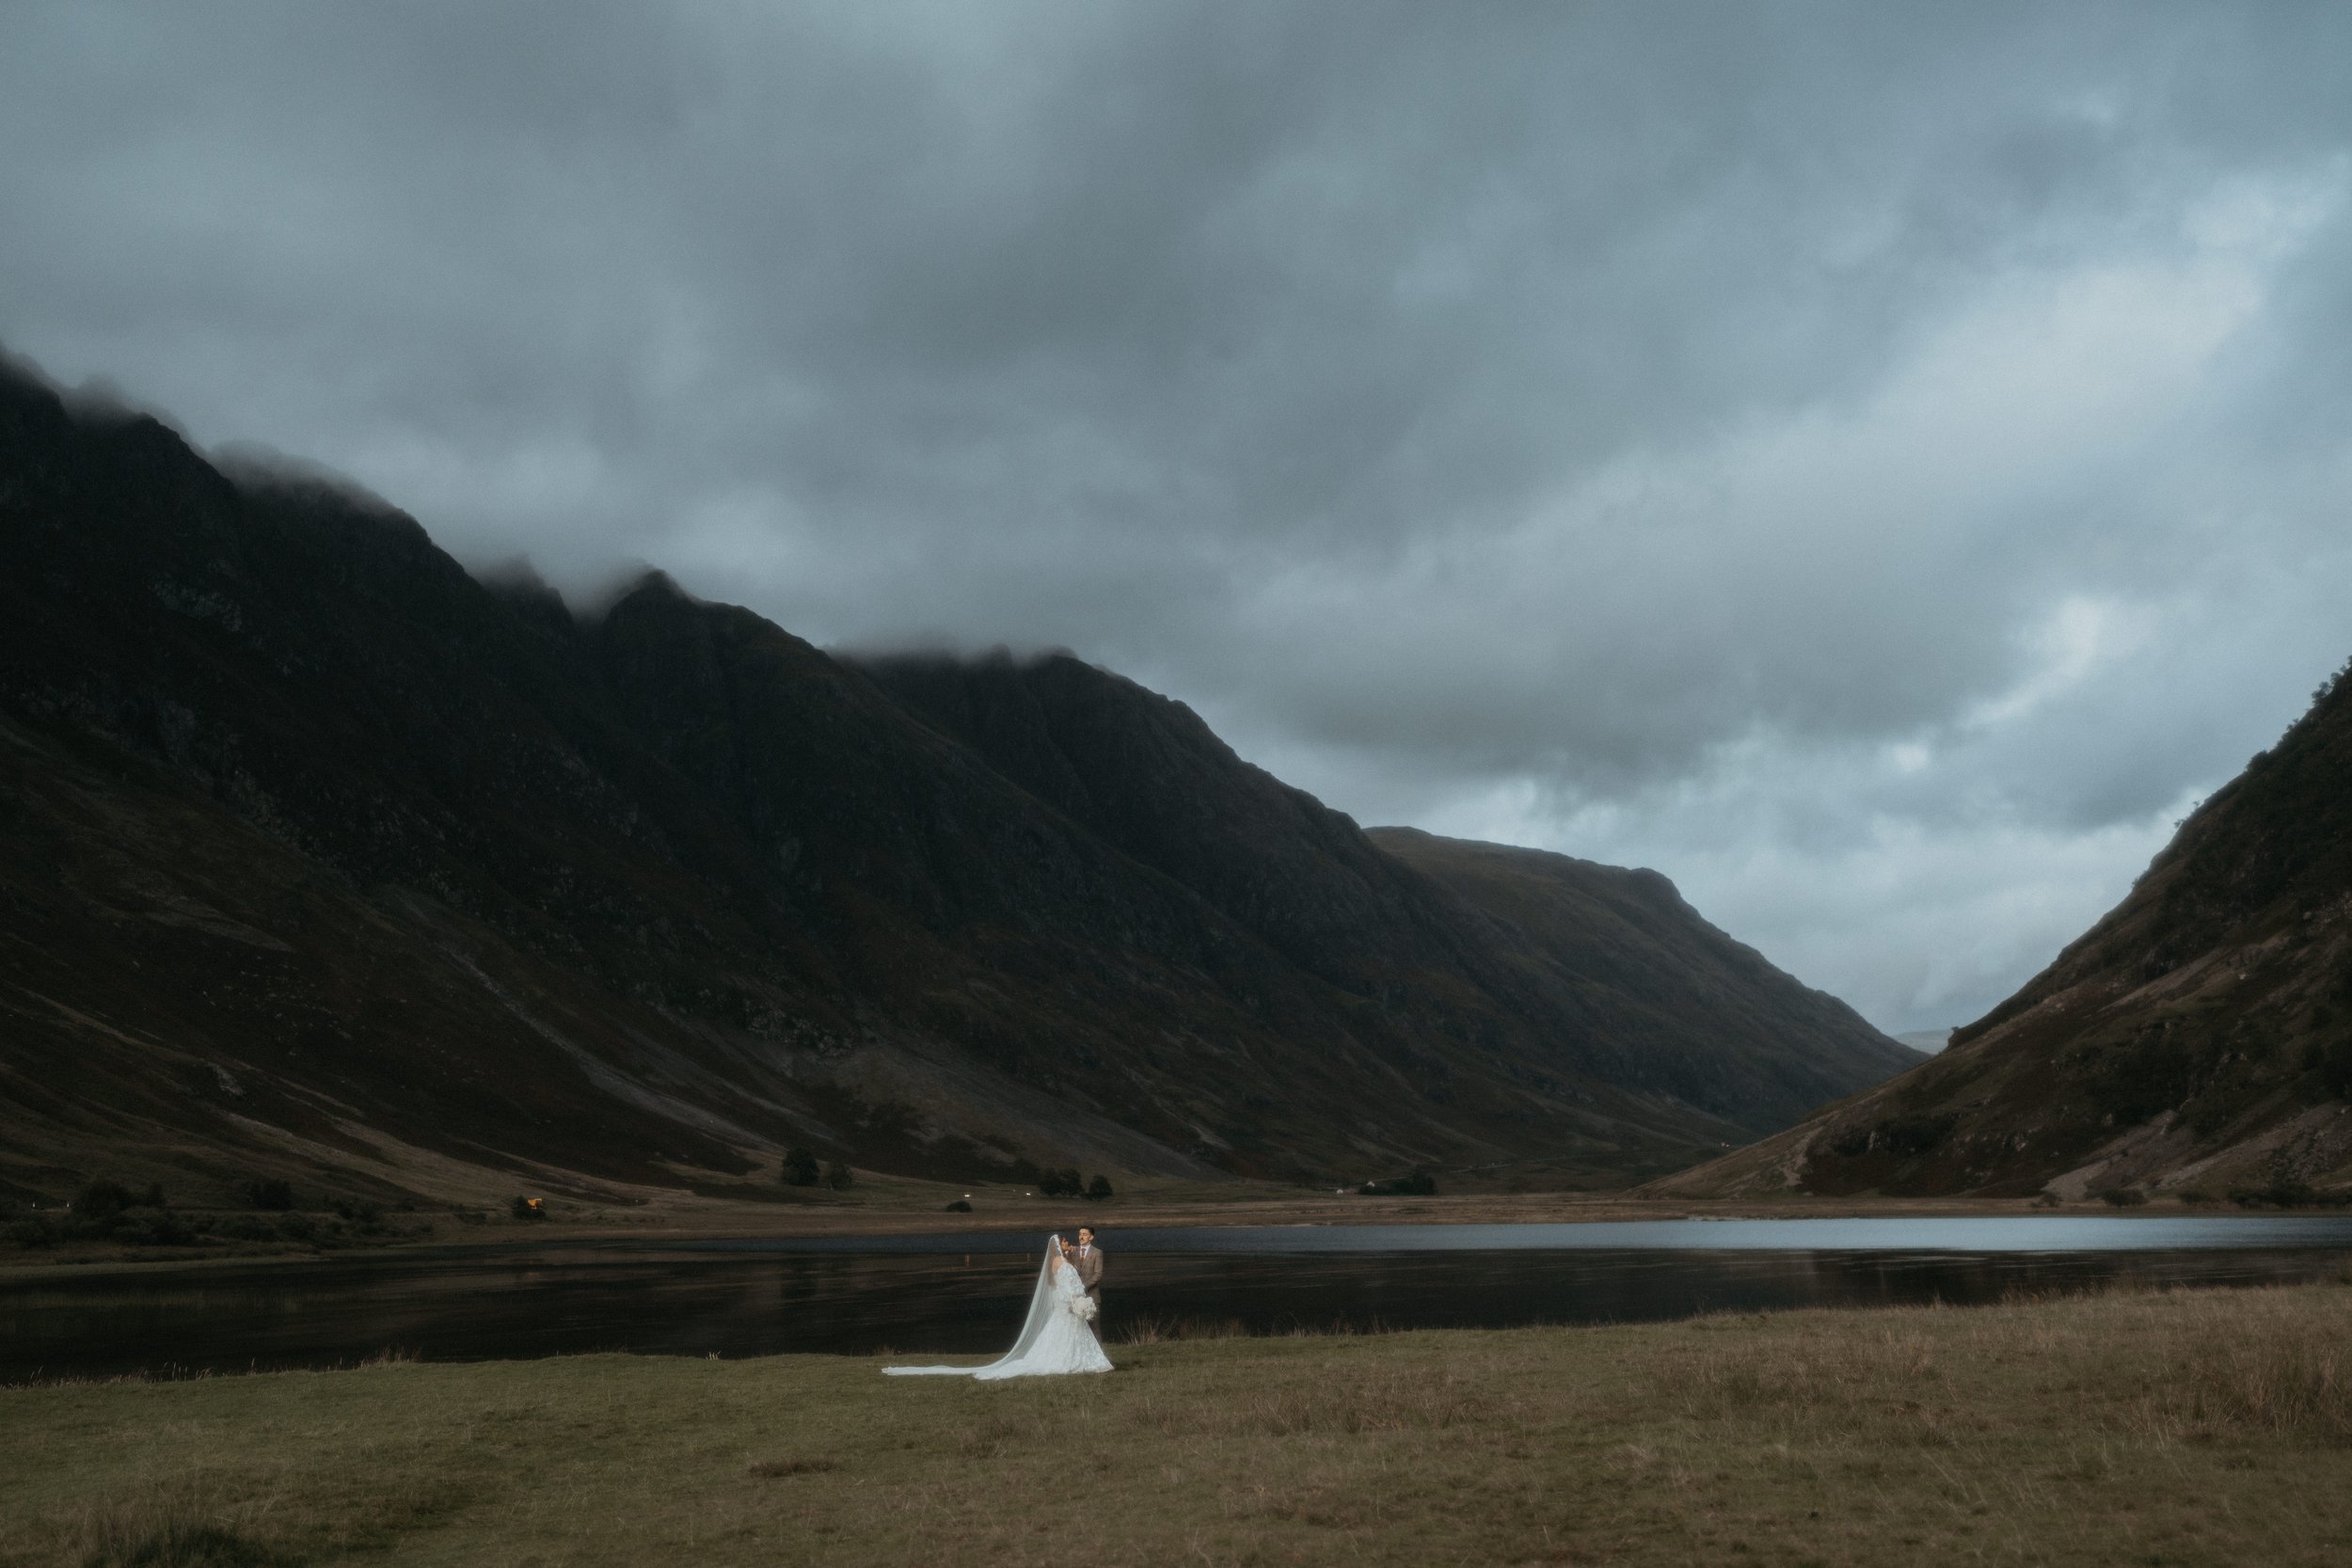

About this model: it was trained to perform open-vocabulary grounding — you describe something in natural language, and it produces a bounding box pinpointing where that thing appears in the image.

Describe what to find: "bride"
[883,1234,1112,1379]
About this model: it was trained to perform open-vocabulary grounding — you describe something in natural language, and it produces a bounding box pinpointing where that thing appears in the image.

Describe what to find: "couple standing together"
[884,1226,1110,1379]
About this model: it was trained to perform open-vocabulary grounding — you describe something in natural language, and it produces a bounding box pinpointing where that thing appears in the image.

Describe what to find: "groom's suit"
[1073,1243,1104,1307]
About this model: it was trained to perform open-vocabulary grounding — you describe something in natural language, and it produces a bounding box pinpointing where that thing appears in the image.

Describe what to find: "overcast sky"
[6,2,2349,1034]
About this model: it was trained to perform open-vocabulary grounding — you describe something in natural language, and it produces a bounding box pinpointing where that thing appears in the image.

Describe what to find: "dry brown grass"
[744,1456,839,1478]
[3,1282,2349,1566]
[58,1481,288,1568]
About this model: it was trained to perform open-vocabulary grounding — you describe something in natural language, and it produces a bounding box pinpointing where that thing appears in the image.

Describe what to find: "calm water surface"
[6,1215,2348,1382]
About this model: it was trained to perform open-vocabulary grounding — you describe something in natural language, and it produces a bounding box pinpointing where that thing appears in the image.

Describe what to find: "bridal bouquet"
[1071,1296,1099,1322]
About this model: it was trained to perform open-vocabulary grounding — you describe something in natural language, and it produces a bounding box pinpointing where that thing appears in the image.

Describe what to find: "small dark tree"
[2307,1037,2352,1100]
[244,1177,294,1212]
[511,1195,548,1221]
[72,1180,138,1221]
[1086,1174,1114,1201]
[823,1162,854,1191]
[783,1148,821,1187]
[1358,1169,1438,1197]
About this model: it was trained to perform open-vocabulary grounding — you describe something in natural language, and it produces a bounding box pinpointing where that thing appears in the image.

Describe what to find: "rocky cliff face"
[0,357,1914,1208]
[1648,664,2352,1202]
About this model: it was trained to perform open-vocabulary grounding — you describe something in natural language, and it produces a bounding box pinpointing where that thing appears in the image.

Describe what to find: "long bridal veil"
[882,1234,1108,1379]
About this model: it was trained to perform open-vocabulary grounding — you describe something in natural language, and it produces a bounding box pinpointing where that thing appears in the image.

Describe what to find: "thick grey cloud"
[5,1,2350,1032]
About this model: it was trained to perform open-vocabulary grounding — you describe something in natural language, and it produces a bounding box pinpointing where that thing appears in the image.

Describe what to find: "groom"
[1073,1226,1104,1333]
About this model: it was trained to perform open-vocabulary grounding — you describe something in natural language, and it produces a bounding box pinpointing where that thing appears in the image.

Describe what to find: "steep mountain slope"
[856,657,1918,1128]
[0,356,1911,1208]
[1649,663,2352,1201]
[1365,830,1922,1119]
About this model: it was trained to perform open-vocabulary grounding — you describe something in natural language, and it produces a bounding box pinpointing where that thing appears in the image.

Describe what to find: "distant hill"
[1363,830,1915,1122]
[0,356,1915,1211]
[1649,661,2352,1202]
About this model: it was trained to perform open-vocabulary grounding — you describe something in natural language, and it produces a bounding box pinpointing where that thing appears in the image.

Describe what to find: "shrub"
[2096,1187,2149,1207]
[1086,1174,1115,1201]
[1878,1114,1959,1157]
[72,1180,154,1222]
[2304,1037,2352,1100]
[111,1211,198,1245]
[944,1199,973,1212]
[2102,1034,2203,1125]
[209,1213,277,1242]
[510,1196,548,1222]
[1827,1126,1874,1158]
[5,1215,57,1247]
[1828,1113,1958,1160]
[2225,1180,2349,1209]
[80,1517,284,1568]
[242,1177,294,1211]
[1037,1167,1085,1197]
[1359,1169,1438,1197]
[823,1162,854,1192]
[782,1148,821,1187]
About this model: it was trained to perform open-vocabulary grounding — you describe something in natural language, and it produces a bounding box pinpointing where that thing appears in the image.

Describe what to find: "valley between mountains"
[15,349,2343,1225]
[0,358,1918,1214]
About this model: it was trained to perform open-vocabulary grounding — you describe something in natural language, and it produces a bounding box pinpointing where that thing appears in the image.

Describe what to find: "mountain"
[1362,830,1915,1121]
[0,356,1914,1210]
[1649,663,2352,1202]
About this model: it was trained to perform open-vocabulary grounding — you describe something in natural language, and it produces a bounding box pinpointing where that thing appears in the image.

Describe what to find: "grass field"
[4,1282,2349,1567]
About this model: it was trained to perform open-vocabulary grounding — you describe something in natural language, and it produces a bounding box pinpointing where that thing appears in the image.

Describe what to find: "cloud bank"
[5,1,2349,1030]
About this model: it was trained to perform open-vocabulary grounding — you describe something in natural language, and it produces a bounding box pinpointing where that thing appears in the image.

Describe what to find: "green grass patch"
[3,1284,2349,1565]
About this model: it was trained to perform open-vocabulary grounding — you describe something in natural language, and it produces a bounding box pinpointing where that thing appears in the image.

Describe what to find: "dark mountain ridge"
[1650,658,2352,1201]
[0,356,1915,1209]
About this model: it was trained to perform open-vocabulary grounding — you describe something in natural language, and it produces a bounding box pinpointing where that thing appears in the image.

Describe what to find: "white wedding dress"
[882,1234,1111,1379]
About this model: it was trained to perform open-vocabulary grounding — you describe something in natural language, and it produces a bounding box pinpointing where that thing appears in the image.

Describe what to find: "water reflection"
[5,1220,2349,1383]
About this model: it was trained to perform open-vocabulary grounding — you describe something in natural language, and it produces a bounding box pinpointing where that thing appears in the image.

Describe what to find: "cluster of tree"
[1033,1168,1114,1200]
[1358,1169,1438,1197]
[781,1148,855,1190]
[3,1177,414,1249]
[1,1180,186,1247]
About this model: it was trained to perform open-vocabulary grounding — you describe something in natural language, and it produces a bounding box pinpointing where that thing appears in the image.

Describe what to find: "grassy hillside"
[5,1283,2349,1566]
[1653,657,2352,1202]
[1371,829,1916,1123]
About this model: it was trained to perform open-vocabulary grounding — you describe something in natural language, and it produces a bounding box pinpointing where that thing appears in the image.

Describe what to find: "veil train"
[882,1233,1110,1379]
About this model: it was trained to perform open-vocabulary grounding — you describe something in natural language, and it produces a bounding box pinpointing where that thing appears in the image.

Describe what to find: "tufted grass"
[2,1282,2348,1566]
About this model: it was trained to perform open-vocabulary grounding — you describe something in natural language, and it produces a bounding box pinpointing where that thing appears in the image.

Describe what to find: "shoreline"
[0,1189,2312,1286]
